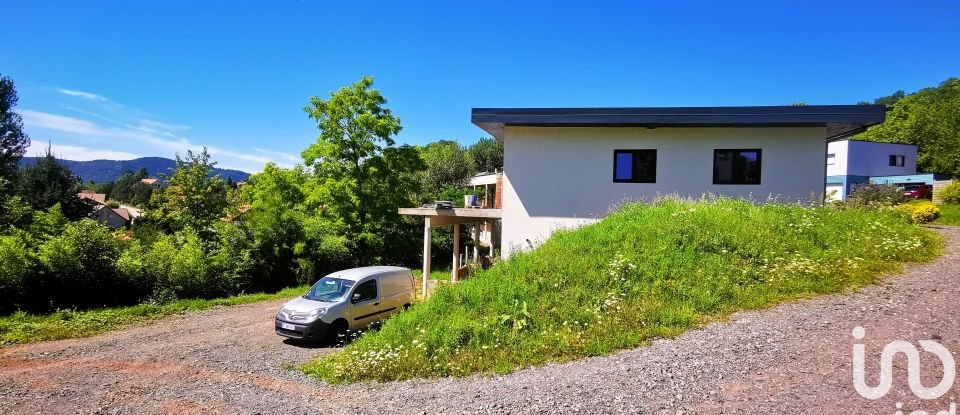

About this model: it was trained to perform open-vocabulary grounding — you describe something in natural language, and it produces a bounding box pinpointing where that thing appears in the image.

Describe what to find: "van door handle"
[374,302,380,306]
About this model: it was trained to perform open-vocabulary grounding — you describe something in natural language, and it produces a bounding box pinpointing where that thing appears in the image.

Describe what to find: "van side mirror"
[352,293,362,303]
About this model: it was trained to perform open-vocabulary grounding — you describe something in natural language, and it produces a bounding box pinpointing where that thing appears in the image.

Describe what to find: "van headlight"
[308,308,326,319]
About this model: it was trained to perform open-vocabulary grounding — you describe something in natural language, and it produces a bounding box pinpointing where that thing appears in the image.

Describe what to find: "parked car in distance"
[276,266,414,343]
[903,184,933,200]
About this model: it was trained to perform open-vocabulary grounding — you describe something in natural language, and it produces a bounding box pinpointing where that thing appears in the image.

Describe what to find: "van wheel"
[327,320,348,346]
[403,303,411,311]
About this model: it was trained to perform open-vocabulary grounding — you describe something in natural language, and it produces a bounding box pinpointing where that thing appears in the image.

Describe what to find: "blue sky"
[4,1,959,172]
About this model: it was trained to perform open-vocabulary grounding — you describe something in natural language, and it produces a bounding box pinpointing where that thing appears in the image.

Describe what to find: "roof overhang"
[471,105,887,142]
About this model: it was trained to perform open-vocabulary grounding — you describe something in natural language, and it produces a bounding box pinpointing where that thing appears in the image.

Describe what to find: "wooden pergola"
[398,207,502,297]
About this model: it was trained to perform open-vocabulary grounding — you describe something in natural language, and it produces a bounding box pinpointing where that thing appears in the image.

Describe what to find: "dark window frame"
[351,279,378,303]
[612,149,657,183]
[826,153,836,165]
[889,155,905,167]
[713,149,763,185]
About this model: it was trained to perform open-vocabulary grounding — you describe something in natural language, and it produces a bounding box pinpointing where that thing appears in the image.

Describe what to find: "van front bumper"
[275,316,329,340]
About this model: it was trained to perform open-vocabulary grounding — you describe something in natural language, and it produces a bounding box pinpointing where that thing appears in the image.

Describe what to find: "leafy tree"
[238,163,347,290]
[108,168,153,206]
[0,196,34,232]
[420,140,475,198]
[15,147,86,219]
[0,74,30,183]
[467,137,503,173]
[0,232,35,313]
[874,90,906,106]
[857,78,960,176]
[152,148,228,234]
[302,76,424,263]
[37,219,123,309]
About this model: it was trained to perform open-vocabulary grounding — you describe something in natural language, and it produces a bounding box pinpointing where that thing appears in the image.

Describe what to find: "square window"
[889,155,905,167]
[613,150,656,183]
[713,149,762,185]
[826,153,836,165]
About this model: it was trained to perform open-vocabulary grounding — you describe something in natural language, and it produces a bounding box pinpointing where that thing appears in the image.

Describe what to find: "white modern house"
[824,139,920,200]
[474,105,886,254]
[402,105,886,295]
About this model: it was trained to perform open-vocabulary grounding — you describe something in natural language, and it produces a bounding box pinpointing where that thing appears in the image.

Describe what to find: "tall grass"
[303,198,942,383]
[935,204,960,225]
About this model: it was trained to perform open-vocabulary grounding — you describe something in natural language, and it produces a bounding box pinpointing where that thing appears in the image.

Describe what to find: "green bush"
[303,198,941,384]
[939,181,960,204]
[0,233,37,313]
[119,227,253,301]
[36,219,124,309]
[847,183,905,207]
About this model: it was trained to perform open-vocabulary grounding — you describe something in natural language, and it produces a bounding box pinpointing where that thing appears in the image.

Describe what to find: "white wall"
[826,140,849,177]
[827,140,917,177]
[500,126,827,254]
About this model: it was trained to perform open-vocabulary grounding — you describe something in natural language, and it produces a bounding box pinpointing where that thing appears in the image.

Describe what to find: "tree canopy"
[420,140,474,198]
[467,137,503,173]
[151,148,228,233]
[302,76,424,262]
[16,147,86,220]
[856,78,960,176]
[0,74,30,185]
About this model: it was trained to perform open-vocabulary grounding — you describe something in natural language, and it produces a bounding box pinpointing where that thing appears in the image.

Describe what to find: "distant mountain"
[18,157,251,184]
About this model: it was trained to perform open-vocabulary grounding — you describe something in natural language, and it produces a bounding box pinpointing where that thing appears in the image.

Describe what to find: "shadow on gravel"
[282,339,334,349]
[282,329,370,349]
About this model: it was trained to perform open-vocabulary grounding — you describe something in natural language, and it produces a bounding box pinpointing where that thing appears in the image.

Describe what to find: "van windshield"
[304,277,355,302]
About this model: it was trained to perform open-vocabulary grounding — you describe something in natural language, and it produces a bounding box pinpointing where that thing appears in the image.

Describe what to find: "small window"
[352,279,378,303]
[613,150,656,183]
[826,153,836,165]
[713,149,762,185]
[889,155,905,167]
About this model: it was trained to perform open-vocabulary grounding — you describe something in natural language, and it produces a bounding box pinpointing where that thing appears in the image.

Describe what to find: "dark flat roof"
[471,105,887,141]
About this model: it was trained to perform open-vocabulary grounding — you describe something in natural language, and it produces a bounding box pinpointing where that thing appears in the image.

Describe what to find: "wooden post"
[452,223,460,282]
[422,217,431,298]
[473,222,480,261]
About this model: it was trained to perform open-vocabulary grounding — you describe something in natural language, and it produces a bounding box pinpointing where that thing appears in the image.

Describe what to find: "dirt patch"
[0,298,342,414]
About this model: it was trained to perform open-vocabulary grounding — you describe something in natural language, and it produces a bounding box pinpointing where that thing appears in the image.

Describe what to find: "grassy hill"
[19,157,250,183]
[303,198,942,384]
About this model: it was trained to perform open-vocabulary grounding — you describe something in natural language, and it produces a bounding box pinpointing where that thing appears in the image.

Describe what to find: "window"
[889,155,905,167]
[613,150,656,183]
[826,153,836,165]
[351,279,378,303]
[713,149,762,185]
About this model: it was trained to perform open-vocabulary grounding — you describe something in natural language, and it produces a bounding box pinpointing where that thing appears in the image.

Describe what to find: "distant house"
[141,178,161,187]
[825,139,951,201]
[120,204,143,220]
[223,205,252,223]
[91,205,131,229]
[77,190,107,206]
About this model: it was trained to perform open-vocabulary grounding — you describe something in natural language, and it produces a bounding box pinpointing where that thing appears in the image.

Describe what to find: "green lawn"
[303,198,942,384]
[935,204,960,225]
[412,269,454,281]
[0,285,309,346]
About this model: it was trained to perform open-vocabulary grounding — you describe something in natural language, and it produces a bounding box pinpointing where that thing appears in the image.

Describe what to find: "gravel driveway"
[2,226,958,414]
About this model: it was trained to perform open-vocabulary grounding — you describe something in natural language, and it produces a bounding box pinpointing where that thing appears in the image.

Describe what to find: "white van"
[275,266,414,342]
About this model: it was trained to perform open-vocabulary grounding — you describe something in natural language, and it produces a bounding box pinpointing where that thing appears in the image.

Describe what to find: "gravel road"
[2,226,958,414]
